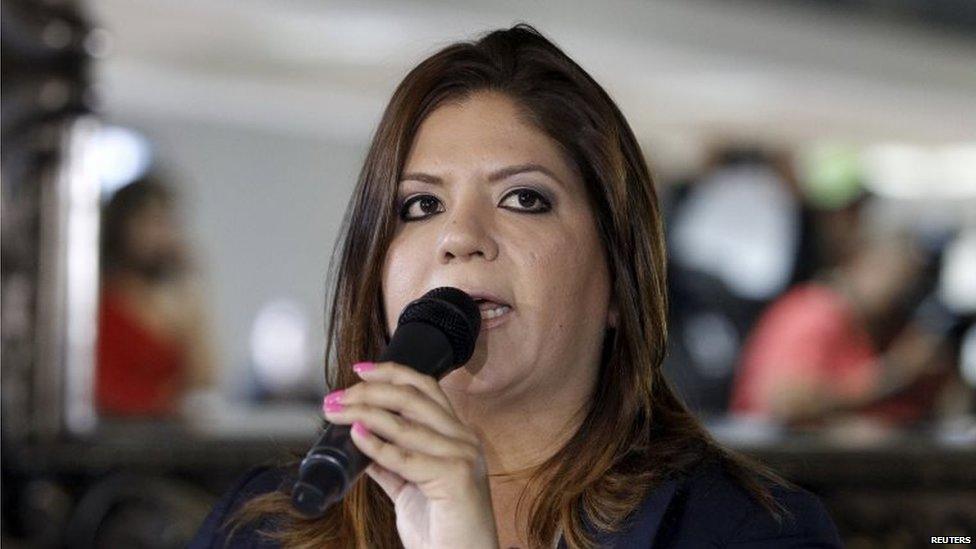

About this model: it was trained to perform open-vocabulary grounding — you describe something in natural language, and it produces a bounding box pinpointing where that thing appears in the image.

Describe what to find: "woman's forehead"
[403,94,578,186]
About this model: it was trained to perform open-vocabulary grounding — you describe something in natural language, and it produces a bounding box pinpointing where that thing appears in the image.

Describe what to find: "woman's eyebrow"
[400,163,565,188]
[488,163,564,186]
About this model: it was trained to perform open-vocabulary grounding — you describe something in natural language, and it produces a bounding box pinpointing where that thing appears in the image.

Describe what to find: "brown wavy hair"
[222,22,791,548]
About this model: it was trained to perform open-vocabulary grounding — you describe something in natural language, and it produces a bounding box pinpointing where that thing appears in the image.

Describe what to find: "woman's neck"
[445,377,592,477]
[446,385,588,549]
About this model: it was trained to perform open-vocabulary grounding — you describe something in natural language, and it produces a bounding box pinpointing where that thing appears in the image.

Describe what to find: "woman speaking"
[190,24,841,548]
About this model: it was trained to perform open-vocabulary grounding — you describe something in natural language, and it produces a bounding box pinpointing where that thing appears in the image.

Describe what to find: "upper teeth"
[479,303,510,319]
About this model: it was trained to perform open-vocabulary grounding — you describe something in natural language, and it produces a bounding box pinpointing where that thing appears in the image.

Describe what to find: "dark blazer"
[189,460,842,548]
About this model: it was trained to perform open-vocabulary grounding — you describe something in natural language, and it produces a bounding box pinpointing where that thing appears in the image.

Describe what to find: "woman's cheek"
[531,233,584,281]
[382,247,423,330]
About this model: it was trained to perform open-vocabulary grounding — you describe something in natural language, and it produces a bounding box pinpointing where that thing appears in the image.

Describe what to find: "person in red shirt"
[730,234,954,426]
[96,175,216,418]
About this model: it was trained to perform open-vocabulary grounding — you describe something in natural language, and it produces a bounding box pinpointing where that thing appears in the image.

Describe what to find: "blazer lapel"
[557,478,680,548]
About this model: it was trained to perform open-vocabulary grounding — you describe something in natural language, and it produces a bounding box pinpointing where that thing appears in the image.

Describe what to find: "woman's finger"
[327,379,478,446]
[353,361,453,411]
[325,402,478,459]
[349,421,485,491]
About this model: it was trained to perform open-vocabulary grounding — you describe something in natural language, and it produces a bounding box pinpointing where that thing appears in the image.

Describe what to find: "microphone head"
[397,287,481,366]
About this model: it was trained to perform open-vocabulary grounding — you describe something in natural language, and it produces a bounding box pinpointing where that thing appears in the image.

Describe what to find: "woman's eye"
[499,188,552,213]
[399,195,444,221]
[398,189,552,221]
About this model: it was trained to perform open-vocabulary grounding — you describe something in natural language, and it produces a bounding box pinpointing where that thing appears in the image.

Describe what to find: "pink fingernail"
[323,390,345,411]
[353,361,375,374]
[323,401,344,414]
[352,421,370,437]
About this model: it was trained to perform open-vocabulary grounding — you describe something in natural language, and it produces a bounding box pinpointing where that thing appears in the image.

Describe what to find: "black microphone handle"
[292,321,457,517]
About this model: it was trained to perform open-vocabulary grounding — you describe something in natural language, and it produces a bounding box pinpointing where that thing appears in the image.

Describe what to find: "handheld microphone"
[291,287,481,518]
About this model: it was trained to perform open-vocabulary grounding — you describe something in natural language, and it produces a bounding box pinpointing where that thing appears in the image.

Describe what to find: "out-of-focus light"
[862,142,976,199]
[940,230,976,315]
[672,164,798,300]
[249,298,311,394]
[798,143,863,209]
[87,125,152,198]
[961,324,976,389]
[940,144,976,191]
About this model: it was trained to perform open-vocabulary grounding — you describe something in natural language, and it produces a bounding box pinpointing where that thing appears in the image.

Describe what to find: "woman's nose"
[435,198,499,264]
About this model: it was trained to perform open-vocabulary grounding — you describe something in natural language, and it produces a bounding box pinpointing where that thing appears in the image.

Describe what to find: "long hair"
[223,23,791,548]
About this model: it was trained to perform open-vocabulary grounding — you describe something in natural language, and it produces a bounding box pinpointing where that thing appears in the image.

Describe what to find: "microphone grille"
[397,287,481,366]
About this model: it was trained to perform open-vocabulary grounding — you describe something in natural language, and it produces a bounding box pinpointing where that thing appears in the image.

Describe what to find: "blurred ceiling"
[801,0,976,38]
[89,0,976,170]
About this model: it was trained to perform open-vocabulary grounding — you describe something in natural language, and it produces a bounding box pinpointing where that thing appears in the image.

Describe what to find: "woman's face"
[381,91,615,397]
[123,198,185,279]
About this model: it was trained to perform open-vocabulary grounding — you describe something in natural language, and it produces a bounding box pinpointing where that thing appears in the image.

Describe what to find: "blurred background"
[2,0,975,547]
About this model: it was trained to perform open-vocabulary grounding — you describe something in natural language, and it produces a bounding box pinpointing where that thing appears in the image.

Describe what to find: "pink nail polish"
[323,389,345,408]
[353,361,375,374]
[323,400,344,414]
[352,421,370,437]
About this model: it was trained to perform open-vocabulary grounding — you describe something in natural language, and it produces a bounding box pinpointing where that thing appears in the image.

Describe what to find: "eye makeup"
[395,185,555,222]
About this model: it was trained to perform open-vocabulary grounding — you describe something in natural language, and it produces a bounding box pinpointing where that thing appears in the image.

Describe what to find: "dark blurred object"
[796,0,976,39]
[2,0,99,544]
[7,420,974,549]
[663,267,752,415]
[1,0,99,151]
[902,235,972,345]
[62,473,212,549]
[740,431,976,549]
[2,0,99,432]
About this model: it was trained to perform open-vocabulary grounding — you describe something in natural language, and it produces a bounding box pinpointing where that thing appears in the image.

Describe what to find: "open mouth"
[474,298,512,322]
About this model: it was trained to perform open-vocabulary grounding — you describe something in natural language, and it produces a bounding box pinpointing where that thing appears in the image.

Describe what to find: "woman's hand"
[322,361,499,549]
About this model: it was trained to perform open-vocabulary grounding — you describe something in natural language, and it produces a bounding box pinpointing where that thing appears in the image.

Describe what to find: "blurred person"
[190,24,840,549]
[669,147,808,303]
[730,231,957,426]
[96,174,216,419]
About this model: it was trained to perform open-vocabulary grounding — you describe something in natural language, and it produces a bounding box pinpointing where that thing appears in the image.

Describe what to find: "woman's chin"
[439,362,512,395]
